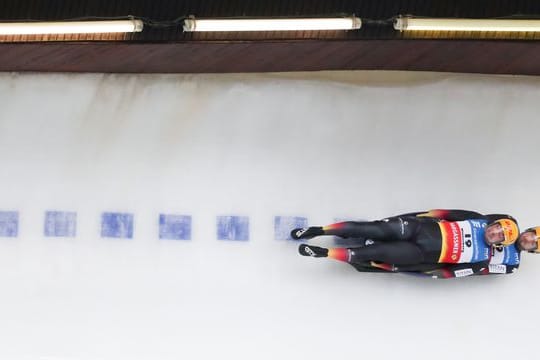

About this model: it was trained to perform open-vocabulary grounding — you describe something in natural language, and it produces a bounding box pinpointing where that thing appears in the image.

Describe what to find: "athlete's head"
[517,227,540,252]
[485,219,519,246]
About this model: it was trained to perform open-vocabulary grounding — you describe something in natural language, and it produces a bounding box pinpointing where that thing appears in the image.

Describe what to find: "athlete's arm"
[394,209,485,221]
[355,258,516,278]
[363,261,480,279]
[477,263,519,276]
[421,261,489,279]
[369,262,443,273]
[416,209,485,221]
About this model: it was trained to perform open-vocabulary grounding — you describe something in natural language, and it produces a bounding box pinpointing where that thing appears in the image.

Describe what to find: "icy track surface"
[0,71,539,360]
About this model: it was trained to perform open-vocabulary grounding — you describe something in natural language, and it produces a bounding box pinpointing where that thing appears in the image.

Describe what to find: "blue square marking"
[0,211,18,237]
[159,214,191,240]
[44,211,77,237]
[101,212,134,239]
[217,216,249,241]
[274,216,308,240]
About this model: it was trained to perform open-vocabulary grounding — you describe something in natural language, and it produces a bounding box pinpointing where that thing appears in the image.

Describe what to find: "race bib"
[488,264,507,274]
[454,268,474,277]
[438,220,490,264]
[490,244,520,266]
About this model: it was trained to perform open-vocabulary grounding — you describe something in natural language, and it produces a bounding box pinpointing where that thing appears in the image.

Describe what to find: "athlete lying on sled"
[291,209,540,279]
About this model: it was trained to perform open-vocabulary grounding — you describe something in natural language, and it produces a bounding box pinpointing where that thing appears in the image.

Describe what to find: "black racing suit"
[326,209,518,277]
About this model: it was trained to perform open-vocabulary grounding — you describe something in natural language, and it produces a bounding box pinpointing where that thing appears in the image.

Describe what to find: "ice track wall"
[0,71,538,360]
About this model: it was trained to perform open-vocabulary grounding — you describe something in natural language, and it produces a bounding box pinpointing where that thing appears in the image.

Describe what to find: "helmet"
[522,227,540,253]
[489,219,519,246]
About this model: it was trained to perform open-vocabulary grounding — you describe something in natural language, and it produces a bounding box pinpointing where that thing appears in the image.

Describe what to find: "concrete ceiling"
[1,0,540,75]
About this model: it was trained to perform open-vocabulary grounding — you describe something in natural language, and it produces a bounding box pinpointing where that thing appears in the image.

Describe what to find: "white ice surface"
[0,71,539,359]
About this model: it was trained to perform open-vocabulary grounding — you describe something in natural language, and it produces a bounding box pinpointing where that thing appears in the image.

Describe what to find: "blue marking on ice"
[0,211,18,237]
[159,214,191,240]
[274,216,308,240]
[101,212,134,239]
[44,211,77,237]
[217,216,249,241]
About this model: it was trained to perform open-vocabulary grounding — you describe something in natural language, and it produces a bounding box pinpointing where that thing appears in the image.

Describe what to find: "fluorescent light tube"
[0,19,144,35]
[394,17,540,32]
[183,17,361,32]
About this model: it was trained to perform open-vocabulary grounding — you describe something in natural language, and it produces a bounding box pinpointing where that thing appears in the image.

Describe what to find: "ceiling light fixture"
[0,19,144,35]
[394,16,540,32]
[183,16,362,32]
